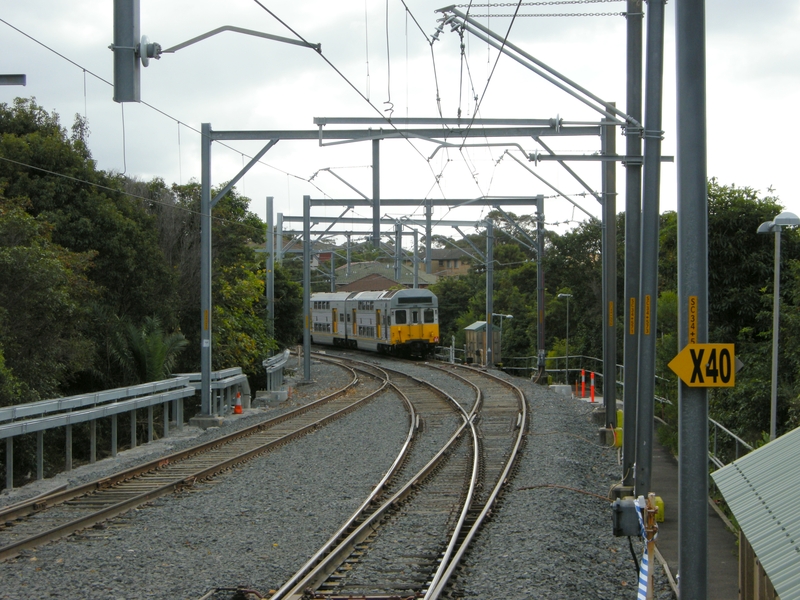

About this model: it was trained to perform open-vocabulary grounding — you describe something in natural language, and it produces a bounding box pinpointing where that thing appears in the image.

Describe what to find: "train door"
[352,308,357,336]
[394,308,407,344]
[410,308,423,340]
[376,309,381,339]
[332,308,338,334]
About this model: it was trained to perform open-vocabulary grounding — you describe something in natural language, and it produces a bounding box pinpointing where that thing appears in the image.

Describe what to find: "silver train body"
[310,288,440,357]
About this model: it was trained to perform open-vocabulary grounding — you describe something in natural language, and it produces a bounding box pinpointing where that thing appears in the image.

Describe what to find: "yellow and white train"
[309,288,440,358]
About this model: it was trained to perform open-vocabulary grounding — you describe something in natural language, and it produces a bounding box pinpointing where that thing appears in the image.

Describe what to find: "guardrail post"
[131,410,137,449]
[5,437,13,490]
[66,424,73,472]
[163,402,169,438]
[112,415,118,457]
[177,398,184,431]
[90,420,97,464]
[37,432,44,480]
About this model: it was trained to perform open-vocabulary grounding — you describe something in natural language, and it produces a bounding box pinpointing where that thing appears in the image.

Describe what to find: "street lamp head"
[558,293,573,299]
[757,221,777,234]
[774,211,800,227]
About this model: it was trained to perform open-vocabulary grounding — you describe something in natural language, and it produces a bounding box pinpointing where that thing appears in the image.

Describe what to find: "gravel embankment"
[0,355,672,599]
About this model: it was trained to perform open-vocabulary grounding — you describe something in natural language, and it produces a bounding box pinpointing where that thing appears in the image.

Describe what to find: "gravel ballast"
[0,356,672,599]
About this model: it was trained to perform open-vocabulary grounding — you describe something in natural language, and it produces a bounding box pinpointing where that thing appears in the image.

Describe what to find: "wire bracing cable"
[0,17,334,199]
[250,0,449,208]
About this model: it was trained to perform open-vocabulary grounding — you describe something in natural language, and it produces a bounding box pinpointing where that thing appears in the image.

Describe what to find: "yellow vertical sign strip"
[688,295,698,344]
[608,301,614,327]
[644,295,651,335]
[629,298,636,335]
[203,309,209,331]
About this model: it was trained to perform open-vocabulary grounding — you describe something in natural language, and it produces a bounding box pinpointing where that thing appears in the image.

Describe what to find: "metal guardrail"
[709,417,753,470]
[173,367,251,415]
[2,378,196,490]
[2,368,253,491]
[442,351,756,473]
[263,349,291,392]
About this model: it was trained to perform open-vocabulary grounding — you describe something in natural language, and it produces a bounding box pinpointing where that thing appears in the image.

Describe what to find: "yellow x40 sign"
[668,344,736,387]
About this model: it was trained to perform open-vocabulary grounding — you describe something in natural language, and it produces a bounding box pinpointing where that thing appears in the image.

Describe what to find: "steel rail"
[426,364,528,599]
[267,357,418,599]
[270,359,476,600]
[0,362,392,561]
[0,365,360,524]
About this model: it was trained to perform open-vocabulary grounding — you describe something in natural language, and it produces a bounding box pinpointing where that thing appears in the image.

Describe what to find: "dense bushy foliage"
[0,99,302,484]
[430,185,800,444]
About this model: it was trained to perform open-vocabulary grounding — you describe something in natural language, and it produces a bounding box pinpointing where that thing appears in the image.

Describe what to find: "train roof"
[310,288,437,302]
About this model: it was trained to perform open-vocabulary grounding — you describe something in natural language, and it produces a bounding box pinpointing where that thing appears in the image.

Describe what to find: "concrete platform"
[651,439,739,598]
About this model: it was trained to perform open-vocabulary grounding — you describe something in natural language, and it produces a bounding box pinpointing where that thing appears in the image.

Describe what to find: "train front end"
[386,288,439,358]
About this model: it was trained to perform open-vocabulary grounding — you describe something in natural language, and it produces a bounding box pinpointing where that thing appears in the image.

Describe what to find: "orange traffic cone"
[233,391,243,414]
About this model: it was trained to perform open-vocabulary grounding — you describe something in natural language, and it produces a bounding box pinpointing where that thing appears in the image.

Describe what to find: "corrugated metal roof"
[711,426,800,599]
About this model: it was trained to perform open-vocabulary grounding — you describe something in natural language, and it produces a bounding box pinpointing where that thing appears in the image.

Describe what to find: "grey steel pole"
[112,0,140,103]
[565,297,570,382]
[372,139,380,248]
[346,234,352,277]
[676,0,709,595]
[330,252,336,292]
[266,196,275,338]
[394,222,402,282]
[536,197,546,375]
[770,227,781,440]
[200,123,212,416]
[302,195,311,382]
[425,199,433,274]
[486,220,494,367]
[602,106,618,427]
[276,213,284,265]
[413,229,419,289]
[634,0,666,498]
[623,0,644,489]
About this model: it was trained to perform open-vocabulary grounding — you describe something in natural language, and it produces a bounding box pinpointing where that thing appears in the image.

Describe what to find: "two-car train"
[309,288,440,358]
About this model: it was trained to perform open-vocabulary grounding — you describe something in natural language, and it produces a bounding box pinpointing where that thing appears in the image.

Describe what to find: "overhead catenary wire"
[0,16,336,201]
[0,155,271,237]
[250,0,449,208]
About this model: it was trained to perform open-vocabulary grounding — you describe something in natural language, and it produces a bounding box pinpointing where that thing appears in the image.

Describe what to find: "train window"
[424,308,435,323]
[340,313,345,321]
[411,310,419,324]
[395,310,407,324]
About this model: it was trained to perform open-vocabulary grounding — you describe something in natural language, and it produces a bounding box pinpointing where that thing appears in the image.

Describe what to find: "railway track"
[0,358,389,561]
[268,356,527,600]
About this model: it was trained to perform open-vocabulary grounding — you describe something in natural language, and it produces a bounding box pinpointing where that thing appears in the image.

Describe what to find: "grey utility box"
[611,498,640,537]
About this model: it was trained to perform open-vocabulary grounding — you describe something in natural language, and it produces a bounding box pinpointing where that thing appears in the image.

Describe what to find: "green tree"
[110,316,188,385]
[0,197,97,404]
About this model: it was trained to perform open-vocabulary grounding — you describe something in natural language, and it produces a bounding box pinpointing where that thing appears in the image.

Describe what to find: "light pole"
[491,313,513,366]
[558,293,573,384]
[757,211,800,440]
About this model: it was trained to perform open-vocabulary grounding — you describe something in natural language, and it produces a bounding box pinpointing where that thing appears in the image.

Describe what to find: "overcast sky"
[2,1,799,241]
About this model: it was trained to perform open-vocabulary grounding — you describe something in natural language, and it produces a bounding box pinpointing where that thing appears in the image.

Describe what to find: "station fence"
[434,348,757,481]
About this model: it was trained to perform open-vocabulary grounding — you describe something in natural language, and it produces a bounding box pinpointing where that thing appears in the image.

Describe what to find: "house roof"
[334,261,437,287]
[338,273,401,292]
[465,321,487,331]
[430,247,472,261]
[711,426,800,599]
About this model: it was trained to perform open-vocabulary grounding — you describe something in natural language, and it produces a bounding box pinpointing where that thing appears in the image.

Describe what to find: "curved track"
[269,356,527,600]
[0,360,388,561]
